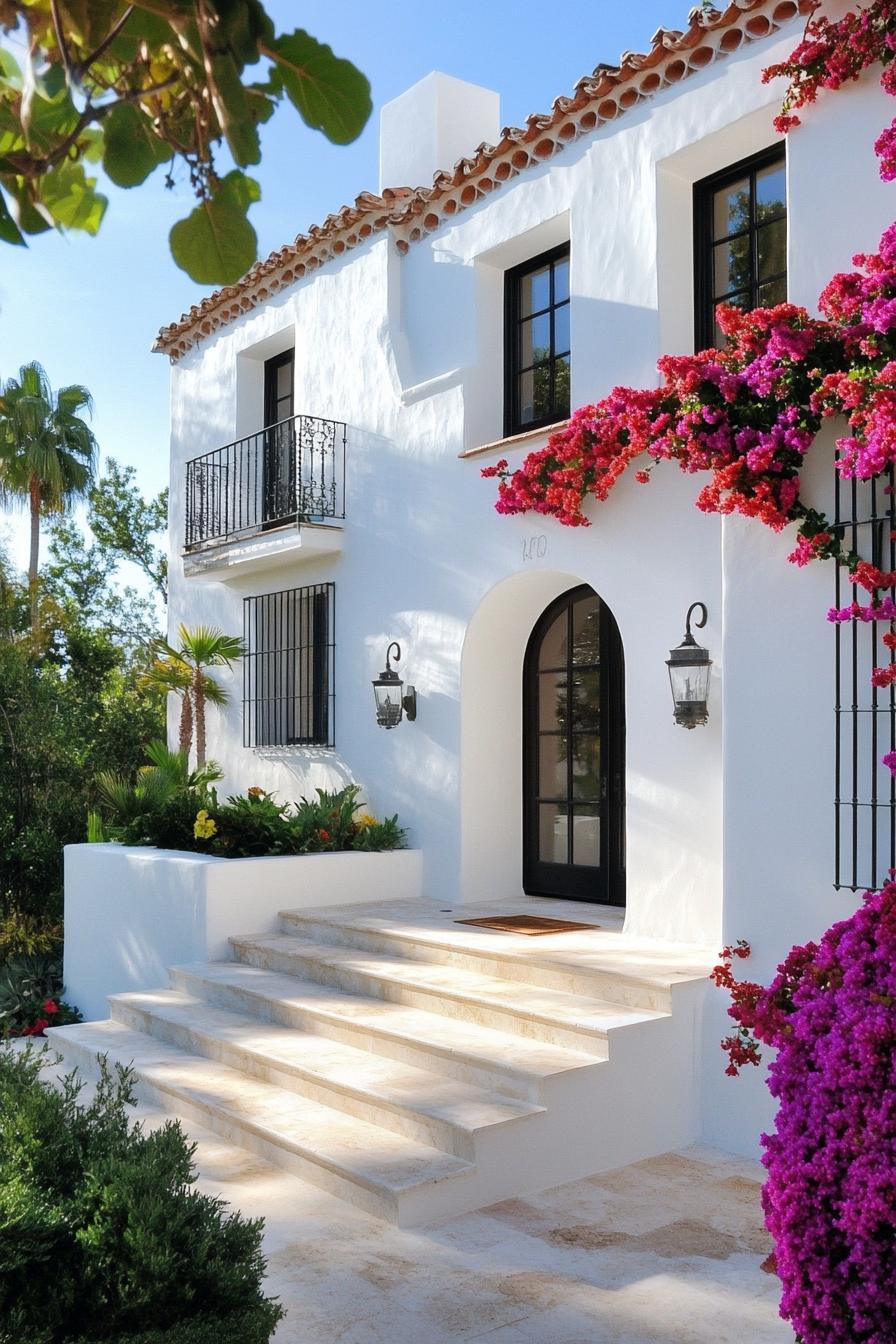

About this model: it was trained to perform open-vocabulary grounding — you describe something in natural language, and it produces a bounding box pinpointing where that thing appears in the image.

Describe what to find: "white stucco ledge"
[63,843,422,1022]
[182,521,343,579]
[459,418,570,460]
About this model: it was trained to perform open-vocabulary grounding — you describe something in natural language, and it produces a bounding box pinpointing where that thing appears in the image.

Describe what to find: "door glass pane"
[570,669,600,729]
[520,265,551,316]
[713,176,750,239]
[572,735,601,800]
[553,303,570,356]
[539,671,567,731]
[554,257,570,304]
[520,313,551,368]
[539,734,567,798]
[756,162,786,218]
[540,803,569,864]
[539,611,567,669]
[277,362,292,398]
[571,597,600,664]
[757,218,786,281]
[713,238,751,297]
[572,807,600,866]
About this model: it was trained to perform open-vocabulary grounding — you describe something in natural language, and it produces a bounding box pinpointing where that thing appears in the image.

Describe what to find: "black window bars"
[243,583,335,749]
[834,467,896,890]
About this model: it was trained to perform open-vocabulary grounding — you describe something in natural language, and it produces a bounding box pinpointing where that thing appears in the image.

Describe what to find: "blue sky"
[0,0,680,570]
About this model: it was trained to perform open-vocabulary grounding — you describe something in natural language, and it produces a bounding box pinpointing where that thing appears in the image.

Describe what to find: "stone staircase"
[48,899,713,1227]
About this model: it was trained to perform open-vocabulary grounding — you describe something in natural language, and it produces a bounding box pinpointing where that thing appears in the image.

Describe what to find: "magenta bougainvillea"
[714,883,896,1343]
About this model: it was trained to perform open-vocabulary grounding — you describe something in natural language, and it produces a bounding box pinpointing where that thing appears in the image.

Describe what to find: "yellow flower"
[194,809,217,840]
[357,813,377,828]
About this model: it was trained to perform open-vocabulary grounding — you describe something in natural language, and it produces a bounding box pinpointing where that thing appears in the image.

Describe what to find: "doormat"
[455,914,601,936]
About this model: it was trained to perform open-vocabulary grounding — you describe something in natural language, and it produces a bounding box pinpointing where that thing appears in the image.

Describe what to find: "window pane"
[570,669,600,729]
[539,803,569,864]
[572,735,601,801]
[713,237,751,297]
[539,671,567,731]
[553,302,570,356]
[757,218,786,282]
[758,276,787,307]
[277,361,292,397]
[519,312,551,368]
[518,367,551,425]
[756,162,786,219]
[554,257,570,303]
[572,807,600,866]
[539,611,567,669]
[553,355,571,419]
[539,734,567,798]
[520,265,551,316]
[712,176,750,239]
[571,596,600,664]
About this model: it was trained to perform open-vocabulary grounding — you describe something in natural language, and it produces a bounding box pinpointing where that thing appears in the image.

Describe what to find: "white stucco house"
[57,0,896,1225]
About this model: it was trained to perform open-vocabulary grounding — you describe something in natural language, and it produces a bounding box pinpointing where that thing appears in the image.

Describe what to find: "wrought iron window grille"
[185,413,346,552]
[243,582,335,749]
[834,467,896,890]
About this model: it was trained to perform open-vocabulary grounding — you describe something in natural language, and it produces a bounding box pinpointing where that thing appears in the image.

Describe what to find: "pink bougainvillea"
[715,883,896,1343]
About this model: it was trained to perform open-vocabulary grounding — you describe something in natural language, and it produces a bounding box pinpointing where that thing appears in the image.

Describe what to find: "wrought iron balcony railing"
[184,413,346,551]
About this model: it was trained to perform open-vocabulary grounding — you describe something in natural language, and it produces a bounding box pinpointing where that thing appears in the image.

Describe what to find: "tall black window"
[694,146,786,350]
[505,244,570,436]
[243,582,335,748]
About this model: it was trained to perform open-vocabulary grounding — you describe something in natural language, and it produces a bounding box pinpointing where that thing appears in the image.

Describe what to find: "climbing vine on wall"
[484,0,896,765]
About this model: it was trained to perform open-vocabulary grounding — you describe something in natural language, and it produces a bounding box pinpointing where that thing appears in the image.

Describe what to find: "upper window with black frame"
[694,146,787,350]
[505,244,570,436]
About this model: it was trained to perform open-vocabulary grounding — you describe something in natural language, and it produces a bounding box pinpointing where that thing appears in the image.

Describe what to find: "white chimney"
[379,71,501,192]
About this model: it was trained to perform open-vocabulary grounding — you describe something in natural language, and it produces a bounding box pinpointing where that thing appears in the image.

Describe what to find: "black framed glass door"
[263,349,296,525]
[523,585,625,904]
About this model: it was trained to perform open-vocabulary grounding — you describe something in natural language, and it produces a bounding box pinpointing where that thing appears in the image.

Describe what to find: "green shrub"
[0,1046,284,1344]
[93,770,408,859]
[0,911,62,960]
[0,955,81,1039]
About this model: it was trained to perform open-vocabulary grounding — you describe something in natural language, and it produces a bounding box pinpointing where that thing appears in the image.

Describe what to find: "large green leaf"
[217,0,275,66]
[0,188,24,245]
[102,102,172,188]
[39,161,107,234]
[266,30,371,145]
[168,170,260,284]
[207,51,261,166]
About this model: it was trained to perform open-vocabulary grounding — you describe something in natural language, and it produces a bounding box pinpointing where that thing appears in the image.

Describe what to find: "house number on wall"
[522,534,548,562]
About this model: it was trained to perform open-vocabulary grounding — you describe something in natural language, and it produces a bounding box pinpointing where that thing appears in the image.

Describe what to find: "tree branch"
[48,0,74,84]
[76,5,136,79]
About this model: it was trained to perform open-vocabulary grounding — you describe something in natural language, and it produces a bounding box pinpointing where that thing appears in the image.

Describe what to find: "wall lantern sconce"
[666,603,712,729]
[373,642,417,729]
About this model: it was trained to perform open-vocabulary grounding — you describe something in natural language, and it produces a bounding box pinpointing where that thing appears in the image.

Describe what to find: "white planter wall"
[64,844,422,1022]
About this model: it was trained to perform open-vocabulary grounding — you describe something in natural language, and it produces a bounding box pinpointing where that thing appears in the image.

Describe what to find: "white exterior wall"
[165,19,896,1154]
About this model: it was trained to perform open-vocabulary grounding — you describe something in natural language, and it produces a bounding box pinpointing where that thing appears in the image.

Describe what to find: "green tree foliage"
[149,624,245,765]
[0,362,98,621]
[0,1,372,282]
[86,458,168,601]
[0,543,163,918]
[0,1046,284,1343]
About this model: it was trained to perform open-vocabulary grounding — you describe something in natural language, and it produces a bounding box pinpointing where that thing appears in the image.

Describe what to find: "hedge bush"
[0,1045,284,1344]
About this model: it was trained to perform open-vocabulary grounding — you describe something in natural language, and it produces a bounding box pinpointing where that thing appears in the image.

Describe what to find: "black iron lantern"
[373,642,417,729]
[666,602,712,729]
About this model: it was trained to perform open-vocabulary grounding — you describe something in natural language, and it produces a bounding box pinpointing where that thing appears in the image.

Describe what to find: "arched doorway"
[523,584,625,904]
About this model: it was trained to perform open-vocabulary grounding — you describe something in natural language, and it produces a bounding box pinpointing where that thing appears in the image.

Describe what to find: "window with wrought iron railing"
[243,583,335,748]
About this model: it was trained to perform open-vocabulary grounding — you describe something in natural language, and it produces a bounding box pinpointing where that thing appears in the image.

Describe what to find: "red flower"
[42,999,59,1016]
[318,829,330,841]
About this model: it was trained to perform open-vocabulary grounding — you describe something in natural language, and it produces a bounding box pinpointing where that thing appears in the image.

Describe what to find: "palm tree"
[150,625,245,765]
[0,362,98,625]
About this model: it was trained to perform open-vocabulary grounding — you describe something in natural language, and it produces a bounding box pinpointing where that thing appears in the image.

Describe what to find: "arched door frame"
[522,583,626,905]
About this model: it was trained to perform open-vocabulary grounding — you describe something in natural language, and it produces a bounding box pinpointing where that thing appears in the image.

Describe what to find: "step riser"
[49,1030,401,1223]
[168,966,552,1103]
[109,999,477,1160]
[232,941,608,1052]
[278,914,669,1012]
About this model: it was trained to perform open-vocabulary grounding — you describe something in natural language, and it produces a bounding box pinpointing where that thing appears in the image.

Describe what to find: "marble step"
[108,988,543,1158]
[278,906,697,1011]
[229,933,668,1051]
[48,1019,476,1226]
[170,960,605,1103]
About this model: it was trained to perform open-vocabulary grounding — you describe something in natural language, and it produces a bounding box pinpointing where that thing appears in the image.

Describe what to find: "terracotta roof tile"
[155,0,812,361]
